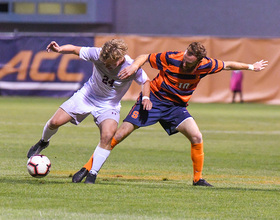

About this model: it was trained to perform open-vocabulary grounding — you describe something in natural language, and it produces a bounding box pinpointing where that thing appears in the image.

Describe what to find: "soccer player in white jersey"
[27,39,152,184]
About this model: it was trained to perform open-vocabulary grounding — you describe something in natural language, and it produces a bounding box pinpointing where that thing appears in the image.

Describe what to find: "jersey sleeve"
[148,51,182,72]
[148,52,166,70]
[198,57,224,74]
[124,55,148,85]
[134,68,148,85]
[79,47,101,62]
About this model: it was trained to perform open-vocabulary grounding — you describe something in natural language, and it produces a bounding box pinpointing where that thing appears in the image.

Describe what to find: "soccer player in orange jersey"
[73,42,268,186]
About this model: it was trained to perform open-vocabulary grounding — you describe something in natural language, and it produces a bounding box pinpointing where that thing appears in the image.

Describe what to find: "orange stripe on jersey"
[165,52,183,73]
[148,51,224,106]
[148,53,159,69]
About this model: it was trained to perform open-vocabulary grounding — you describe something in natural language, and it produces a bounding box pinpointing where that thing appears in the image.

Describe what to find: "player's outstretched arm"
[119,54,150,79]
[141,78,152,111]
[46,41,81,56]
[223,60,268,71]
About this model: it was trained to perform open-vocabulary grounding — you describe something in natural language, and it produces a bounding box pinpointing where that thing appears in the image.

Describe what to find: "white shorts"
[60,90,120,126]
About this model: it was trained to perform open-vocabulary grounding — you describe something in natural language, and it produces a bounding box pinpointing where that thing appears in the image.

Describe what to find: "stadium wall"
[1,0,279,38]
[113,0,280,38]
[0,35,94,97]
[1,34,280,104]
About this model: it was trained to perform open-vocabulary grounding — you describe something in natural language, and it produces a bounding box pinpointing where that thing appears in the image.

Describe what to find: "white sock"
[90,146,111,175]
[41,121,58,142]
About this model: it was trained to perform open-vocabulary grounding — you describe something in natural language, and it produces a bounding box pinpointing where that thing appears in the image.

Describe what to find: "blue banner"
[0,35,94,97]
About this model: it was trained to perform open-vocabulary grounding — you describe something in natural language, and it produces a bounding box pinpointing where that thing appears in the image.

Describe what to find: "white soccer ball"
[27,155,51,178]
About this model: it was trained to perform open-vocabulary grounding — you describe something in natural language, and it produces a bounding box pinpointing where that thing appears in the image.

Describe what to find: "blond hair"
[100,39,128,62]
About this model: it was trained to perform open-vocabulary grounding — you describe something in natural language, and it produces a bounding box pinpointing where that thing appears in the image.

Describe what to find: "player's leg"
[114,121,138,142]
[84,121,139,184]
[73,121,137,183]
[74,97,149,183]
[27,108,72,158]
[84,118,118,184]
[81,121,137,171]
[177,117,213,187]
[28,89,91,158]
[176,117,203,182]
[84,100,147,179]
[44,107,73,140]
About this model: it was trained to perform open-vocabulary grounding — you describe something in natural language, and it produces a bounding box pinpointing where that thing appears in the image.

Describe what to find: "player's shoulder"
[162,51,184,66]
[164,51,184,61]
[165,50,184,55]
[156,50,183,57]
[150,51,183,57]
[199,57,219,65]
[198,56,224,72]
[80,46,101,55]
[79,47,101,61]
[123,55,134,64]
[150,51,184,62]
[81,46,101,53]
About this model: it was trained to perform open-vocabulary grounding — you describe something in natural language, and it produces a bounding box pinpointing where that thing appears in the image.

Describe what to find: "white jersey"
[79,47,148,108]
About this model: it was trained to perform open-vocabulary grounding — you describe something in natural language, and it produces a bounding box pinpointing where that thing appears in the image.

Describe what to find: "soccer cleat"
[27,139,49,158]
[193,178,213,187]
[72,168,89,183]
[84,172,97,184]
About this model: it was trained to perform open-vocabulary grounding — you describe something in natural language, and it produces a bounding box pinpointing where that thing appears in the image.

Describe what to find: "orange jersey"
[148,51,224,106]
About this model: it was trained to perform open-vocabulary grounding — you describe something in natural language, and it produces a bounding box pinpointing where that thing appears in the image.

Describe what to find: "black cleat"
[193,178,213,187]
[84,172,97,184]
[27,139,49,158]
[72,168,89,183]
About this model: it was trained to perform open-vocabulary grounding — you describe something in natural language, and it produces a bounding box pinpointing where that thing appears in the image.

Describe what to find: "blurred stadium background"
[1,0,280,104]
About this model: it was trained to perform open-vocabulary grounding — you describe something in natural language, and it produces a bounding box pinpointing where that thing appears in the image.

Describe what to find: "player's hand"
[142,99,153,110]
[118,64,138,79]
[253,60,268,71]
[46,41,61,53]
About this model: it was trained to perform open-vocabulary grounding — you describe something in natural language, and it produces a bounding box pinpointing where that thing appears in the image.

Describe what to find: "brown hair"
[187,42,207,61]
[99,39,128,62]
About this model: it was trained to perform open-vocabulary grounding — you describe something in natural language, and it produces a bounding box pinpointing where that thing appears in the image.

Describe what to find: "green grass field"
[0,97,279,219]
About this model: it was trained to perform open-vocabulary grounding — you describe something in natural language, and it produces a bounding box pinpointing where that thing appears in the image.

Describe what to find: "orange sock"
[111,137,119,149]
[83,155,93,171]
[191,142,204,182]
[83,137,119,171]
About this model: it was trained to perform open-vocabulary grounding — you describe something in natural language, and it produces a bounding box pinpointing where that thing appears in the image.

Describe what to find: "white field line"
[1,121,280,135]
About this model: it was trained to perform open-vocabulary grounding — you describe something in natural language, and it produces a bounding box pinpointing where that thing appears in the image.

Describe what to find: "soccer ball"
[27,155,51,178]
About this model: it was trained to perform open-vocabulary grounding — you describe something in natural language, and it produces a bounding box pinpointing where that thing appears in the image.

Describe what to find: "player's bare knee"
[191,132,203,144]
[101,131,115,144]
[114,130,129,142]
[47,119,60,130]
[114,123,137,142]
